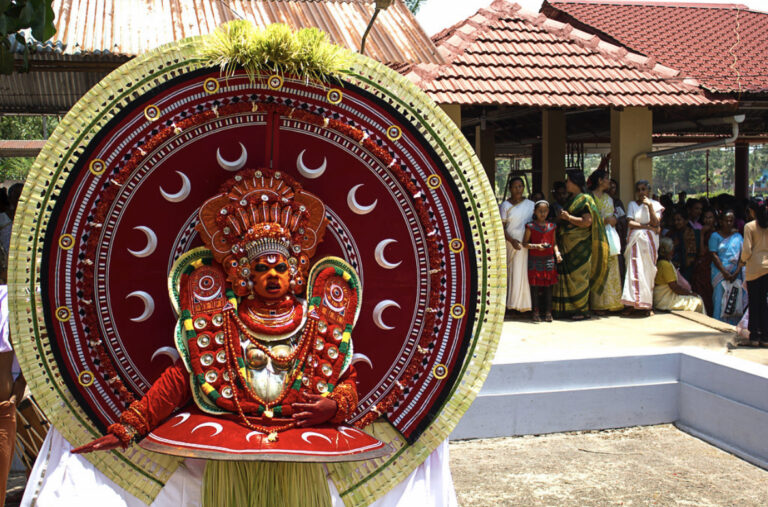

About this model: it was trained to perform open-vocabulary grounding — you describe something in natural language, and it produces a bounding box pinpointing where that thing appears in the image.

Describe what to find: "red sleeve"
[119,361,191,436]
[328,366,358,424]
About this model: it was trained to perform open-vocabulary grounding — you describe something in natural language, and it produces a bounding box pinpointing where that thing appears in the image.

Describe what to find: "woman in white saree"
[500,177,534,312]
[621,180,664,315]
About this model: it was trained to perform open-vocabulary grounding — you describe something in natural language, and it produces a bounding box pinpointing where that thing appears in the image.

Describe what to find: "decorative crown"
[197,168,326,268]
[246,237,290,261]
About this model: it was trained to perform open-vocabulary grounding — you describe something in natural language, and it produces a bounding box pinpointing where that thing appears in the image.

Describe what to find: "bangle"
[108,422,138,448]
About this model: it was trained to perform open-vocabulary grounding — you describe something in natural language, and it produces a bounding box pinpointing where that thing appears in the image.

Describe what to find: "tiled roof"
[17,0,441,66]
[406,0,727,108]
[543,1,768,94]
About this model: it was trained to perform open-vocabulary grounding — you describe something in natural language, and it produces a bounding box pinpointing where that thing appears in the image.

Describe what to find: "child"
[523,200,562,322]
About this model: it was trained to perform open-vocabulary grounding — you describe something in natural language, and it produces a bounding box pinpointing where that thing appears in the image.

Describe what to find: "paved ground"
[450,425,768,506]
[448,311,768,506]
[498,310,768,366]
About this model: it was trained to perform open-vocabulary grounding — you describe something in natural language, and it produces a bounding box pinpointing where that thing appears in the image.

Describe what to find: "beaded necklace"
[223,309,317,436]
[237,296,305,334]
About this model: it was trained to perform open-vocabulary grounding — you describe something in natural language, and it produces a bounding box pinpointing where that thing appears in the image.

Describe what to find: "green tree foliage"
[0,114,59,181]
[405,0,426,13]
[0,0,56,74]
[652,144,768,196]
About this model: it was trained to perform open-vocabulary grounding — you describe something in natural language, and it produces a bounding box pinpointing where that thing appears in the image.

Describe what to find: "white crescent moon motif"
[191,422,223,436]
[217,142,247,172]
[151,346,180,362]
[126,291,155,322]
[373,300,400,331]
[350,353,373,369]
[127,226,157,258]
[337,426,361,439]
[245,430,263,443]
[375,239,401,269]
[170,412,190,427]
[160,171,191,203]
[347,184,378,215]
[300,431,332,445]
[296,149,327,179]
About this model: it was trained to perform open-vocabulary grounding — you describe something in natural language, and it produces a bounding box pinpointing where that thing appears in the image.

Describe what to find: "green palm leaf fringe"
[203,460,332,507]
[200,21,351,84]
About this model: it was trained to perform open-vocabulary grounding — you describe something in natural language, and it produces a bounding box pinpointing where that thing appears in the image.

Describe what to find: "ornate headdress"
[197,168,326,294]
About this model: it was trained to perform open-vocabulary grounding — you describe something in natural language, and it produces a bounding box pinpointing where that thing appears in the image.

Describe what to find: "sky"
[415,0,768,36]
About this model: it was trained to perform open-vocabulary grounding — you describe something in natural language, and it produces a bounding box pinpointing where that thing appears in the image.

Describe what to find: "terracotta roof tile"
[407,0,729,107]
[543,1,768,93]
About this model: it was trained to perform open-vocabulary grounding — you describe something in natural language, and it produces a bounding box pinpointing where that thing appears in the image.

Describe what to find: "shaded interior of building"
[455,100,768,202]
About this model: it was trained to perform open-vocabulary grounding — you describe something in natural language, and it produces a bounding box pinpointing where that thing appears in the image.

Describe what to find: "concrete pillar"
[735,141,749,200]
[475,125,496,187]
[440,103,462,127]
[542,110,566,195]
[611,107,653,204]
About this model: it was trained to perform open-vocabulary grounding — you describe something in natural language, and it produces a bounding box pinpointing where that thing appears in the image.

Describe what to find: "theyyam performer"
[73,168,372,504]
[10,22,505,506]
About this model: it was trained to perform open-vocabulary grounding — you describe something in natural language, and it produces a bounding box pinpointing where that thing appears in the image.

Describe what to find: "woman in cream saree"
[500,177,534,312]
[588,170,623,312]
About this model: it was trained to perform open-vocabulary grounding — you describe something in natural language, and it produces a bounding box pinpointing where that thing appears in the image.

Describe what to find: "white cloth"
[330,436,456,507]
[0,285,9,354]
[23,427,457,507]
[0,285,20,378]
[621,200,663,310]
[500,199,534,311]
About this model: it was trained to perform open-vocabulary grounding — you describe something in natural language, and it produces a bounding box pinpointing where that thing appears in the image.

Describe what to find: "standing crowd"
[500,170,768,347]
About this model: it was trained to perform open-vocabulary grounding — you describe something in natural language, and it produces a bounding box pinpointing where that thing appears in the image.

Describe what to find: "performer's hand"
[558,209,570,221]
[71,434,124,454]
[291,393,338,427]
[510,239,522,250]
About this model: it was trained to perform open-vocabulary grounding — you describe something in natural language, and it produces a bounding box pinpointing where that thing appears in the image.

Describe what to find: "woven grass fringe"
[202,460,332,507]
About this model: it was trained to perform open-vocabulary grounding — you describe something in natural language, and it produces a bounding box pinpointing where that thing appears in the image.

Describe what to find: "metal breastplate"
[239,314,306,403]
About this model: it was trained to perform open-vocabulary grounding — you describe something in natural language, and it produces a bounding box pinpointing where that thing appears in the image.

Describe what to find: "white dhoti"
[23,427,457,507]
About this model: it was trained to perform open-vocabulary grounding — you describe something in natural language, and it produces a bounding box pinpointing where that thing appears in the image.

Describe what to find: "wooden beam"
[0,140,46,157]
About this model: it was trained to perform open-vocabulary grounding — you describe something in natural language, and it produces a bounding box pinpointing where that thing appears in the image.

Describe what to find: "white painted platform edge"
[453,349,768,470]
[676,422,768,471]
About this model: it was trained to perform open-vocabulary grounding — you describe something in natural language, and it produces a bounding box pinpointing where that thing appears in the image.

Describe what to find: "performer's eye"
[254,264,268,272]
[275,263,288,273]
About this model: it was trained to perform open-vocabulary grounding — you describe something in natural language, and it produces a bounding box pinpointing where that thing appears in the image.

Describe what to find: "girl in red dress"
[523,200,562,322]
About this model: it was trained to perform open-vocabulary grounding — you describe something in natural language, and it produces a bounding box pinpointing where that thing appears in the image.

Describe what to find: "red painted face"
[251,254,291,300]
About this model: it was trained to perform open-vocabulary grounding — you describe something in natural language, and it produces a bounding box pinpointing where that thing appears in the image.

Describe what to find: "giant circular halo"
[10,28,504,505]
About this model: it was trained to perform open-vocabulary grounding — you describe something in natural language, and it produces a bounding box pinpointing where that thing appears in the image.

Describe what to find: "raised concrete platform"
[452,313,768,470]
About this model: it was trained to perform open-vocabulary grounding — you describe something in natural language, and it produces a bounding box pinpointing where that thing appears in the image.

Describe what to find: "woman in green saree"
[553,169,610,319]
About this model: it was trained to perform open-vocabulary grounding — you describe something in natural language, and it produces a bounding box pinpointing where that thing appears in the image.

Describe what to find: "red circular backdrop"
[42,69,477,443]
